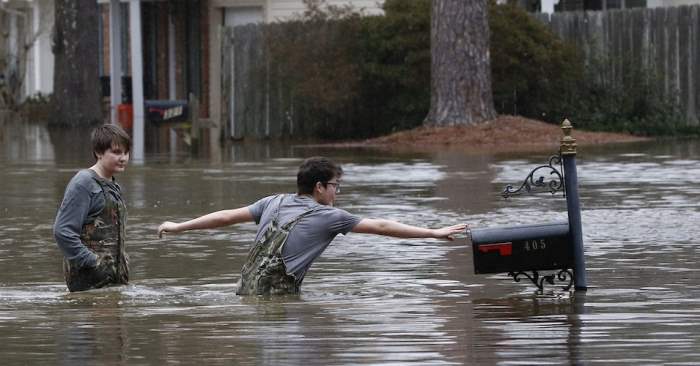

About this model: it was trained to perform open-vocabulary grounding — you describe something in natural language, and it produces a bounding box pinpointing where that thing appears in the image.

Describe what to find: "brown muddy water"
[1,120,700,365]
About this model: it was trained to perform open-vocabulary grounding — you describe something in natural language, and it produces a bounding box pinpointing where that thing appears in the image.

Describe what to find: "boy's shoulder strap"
[271,194,285,222]
[272,194,321,230]
[281,206,320,230]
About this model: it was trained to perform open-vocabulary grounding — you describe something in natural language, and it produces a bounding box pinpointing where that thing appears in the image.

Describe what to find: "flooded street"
[1,119,700,365]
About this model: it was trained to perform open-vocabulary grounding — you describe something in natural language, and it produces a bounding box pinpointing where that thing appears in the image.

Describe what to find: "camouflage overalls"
[237,196,316,295]
[63,176,129,292]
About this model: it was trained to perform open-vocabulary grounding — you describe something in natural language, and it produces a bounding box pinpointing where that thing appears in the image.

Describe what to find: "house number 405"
[524,239,547,251]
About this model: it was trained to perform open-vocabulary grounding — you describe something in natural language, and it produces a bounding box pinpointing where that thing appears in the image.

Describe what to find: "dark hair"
[297,156,343,195]
[92,124,132,159]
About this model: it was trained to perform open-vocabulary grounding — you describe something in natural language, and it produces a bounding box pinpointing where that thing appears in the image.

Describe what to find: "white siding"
[224,6,264,26]
[27,0,54,96]
[267,0,384,22]
[648,0,700,7]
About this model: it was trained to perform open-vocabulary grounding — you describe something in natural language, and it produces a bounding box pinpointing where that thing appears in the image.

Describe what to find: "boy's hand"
[157,221,179,238]
[434,223,468,241]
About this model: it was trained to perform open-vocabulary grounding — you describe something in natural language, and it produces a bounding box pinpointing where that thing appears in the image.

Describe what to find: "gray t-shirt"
[247,194,361,282]
[53,169,123,268]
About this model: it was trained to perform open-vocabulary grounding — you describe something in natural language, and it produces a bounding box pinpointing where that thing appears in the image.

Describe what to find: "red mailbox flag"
[477,243,513,256]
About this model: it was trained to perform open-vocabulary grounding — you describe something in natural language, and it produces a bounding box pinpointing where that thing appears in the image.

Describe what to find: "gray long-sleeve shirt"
[53,169,121,268]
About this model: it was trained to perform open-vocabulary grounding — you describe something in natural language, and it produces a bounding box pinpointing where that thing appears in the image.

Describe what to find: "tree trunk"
[424,0,496,126]
[50,0,102,126]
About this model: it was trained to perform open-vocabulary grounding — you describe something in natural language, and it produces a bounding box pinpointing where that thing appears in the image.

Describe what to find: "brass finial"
[560,119,577,155]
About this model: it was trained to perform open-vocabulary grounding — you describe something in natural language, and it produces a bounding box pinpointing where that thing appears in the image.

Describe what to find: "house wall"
[267,0,383,20]
[99,2,208,102]
[211,0,383,22]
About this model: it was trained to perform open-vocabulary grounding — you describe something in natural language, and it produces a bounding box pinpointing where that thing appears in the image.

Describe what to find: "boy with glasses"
[157,156,465,295]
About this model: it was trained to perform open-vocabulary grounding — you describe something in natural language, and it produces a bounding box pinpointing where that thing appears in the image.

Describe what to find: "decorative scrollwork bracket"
[507,269,574,292]
[502,155,566,198]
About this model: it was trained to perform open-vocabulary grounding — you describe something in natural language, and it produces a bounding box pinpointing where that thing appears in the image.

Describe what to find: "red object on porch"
[117,104,133,130]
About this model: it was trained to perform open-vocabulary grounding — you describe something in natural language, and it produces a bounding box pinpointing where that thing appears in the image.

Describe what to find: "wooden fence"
[537,5,700,125]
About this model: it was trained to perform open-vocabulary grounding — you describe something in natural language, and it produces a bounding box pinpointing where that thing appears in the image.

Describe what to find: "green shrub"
[489,1,582,123]
[355,0,431,136]
[262,0,431,139]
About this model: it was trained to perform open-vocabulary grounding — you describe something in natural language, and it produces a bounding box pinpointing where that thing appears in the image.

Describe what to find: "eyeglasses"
[324,181,341,193]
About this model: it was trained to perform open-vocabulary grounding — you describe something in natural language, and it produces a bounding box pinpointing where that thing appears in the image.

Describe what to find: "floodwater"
[1,118,700,365]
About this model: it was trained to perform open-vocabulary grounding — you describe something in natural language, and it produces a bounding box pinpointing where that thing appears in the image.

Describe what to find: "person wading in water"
[54,124,131,292]
[157,156,466,295]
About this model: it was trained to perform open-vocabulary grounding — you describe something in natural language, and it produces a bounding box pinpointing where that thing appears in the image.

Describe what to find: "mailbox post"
[469,119,588,292]
[561,120,588,291]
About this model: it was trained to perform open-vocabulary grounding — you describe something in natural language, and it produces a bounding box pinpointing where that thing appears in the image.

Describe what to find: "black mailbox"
[144,100,189,124]
[469,221,573,274]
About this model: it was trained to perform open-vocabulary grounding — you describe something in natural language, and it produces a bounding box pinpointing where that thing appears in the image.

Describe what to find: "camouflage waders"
[237,196,316,295]
[63,175,129,292]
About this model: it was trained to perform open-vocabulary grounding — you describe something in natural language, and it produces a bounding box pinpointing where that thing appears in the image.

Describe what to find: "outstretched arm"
[157,207,254,238]
[351,218,466,241]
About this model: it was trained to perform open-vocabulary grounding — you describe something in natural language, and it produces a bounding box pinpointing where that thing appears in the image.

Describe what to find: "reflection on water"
[0,116,56,162]
[1,120,700,364]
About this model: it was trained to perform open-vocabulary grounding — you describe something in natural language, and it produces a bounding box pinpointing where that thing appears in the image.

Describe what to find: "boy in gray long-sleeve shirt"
[54,169,116,267]
[53,124,131,292]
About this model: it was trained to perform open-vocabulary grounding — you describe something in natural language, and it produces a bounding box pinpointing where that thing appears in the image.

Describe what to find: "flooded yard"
[1,120,700,364]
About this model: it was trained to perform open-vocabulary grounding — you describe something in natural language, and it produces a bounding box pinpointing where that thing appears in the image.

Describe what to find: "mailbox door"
[473,235,574,274]
[144,100,189,123]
